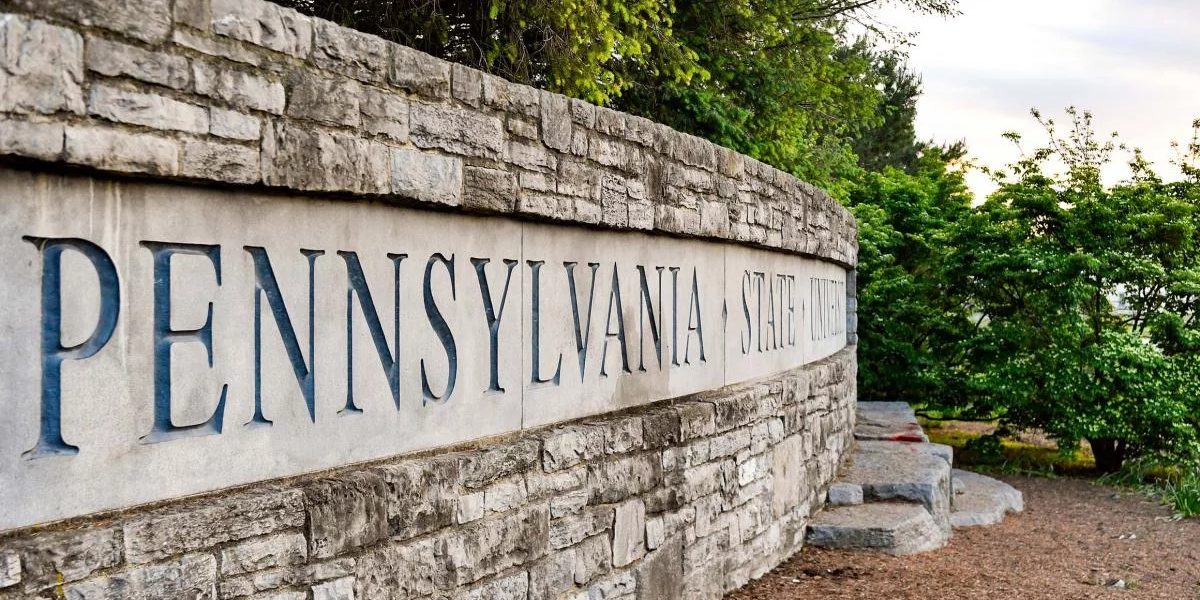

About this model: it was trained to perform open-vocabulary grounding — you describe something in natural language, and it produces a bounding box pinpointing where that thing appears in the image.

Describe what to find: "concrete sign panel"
[0,169,846,531]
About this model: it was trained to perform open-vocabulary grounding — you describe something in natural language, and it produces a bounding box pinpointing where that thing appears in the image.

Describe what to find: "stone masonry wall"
[0,0,858,597]
[0,347,855,600]
[0,0,856,268]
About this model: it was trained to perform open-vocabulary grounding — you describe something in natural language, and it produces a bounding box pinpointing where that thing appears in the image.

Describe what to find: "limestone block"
[641,409,681,450]
[391,148,462,206]
[85,36,189,89]
[442,505,550,586]
[826,482,863,506]
[541,426,606,472]
[586,454,661,504]
[209,107,262,141]
[464,166,517,212]
[452,63,482,107]
[13,527,120,593]
[286,69,362,127]
[636,537,683,600]
[460,439,542,489]
[0,15,85,115]
[181,138,260,184]
[314,20,389,83]
[676,403,716,441]
[357,538,449,599]
[550,490,590,518]
[612,499,646,567]
[376,457,459,539]
[220,532,308,576]
[174,0,211,30]
[212,0,312,58]
[6,0,170,43]
[410,102,503,158]
[805,503,947,555]
[457,492,486,524]
[219,558,355,598]
[508,139,558,172]
[0,550,17,589]
[173,29,263,66]
[88,84,208,133]
[193,61,285,114]
[305,472,390,559]
[530,552,575,600]
[360,87,408,142]
[64,126,178,176]
[64,553,216,600]
[0,119,64,160]
[573,534,613,585]
[771,435,805,518]
[263,121,390,194]
[539,90,572,152]
[312,576,356,600]
[390,44,451,99]
[549,506,614,550]
[123,489,305,564]
[484,479,529,514]
[456,572,529,600]
[580,571,635,600]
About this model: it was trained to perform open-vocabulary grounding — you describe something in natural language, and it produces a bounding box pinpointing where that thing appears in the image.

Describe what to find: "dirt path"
[728,476,1200,599]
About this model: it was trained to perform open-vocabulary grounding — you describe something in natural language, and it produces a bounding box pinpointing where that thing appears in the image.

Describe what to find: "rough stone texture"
[220,533,308,576]
[305,472,390,559]
[0,550,17,589]
[827,482,864,506]
[855,401,928,443]
[13,527,121,593]
[0,118,63,160]
[840,441,952,533]
[63,553,217,600]
[64,125,179,175]
[950,468,1025,528]
[392,147,462,205]
[0,1,857,269]
[806,503,948,555]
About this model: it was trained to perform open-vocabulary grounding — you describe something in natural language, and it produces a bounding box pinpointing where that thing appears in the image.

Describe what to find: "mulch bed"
[727,476,1200,599]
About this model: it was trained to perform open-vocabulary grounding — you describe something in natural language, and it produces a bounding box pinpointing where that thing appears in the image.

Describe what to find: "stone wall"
[0,0,858,597]
[0,348,855,600]
[0,0,856,267]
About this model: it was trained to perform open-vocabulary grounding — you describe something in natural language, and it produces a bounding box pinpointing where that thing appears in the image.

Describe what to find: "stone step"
[805,503,949,555]
[950,469,1025,528]
[855,401,929,443]
[840,441,953,532]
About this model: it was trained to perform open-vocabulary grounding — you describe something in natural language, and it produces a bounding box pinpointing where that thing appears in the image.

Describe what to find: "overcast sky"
[875,0,1200,198]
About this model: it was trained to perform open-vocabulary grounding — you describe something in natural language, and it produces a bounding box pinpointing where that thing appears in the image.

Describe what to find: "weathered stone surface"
[0,550,17,589]
[181,138,259,183]
[549,506,614,550]
[443,506,550,586]
[305,472,390,559]
[6,0,170,43]
[539,90,572,152]
[410,102,503,158]
[587,454,661,504]
[123,489,305,564]
[211,0,312,58]
[451,62,482,107]
[312,576,356,600]
[0,118,63,160]
[64,553,216,600]
[460,439,540,489]
[854,402,928,443]
[88,84,208,133]
[172,29,263,66]
[806,503,947,555]
[636,537,683,600]
[771,435,805,517]
[573,534,612,585]
[360,87,408,142]
[612,499,646,567]
[218,558,355,598]
[209,107,261,140]
[464,166,516,212]
[390,44,451,99]
[391,147,462,205]
[314,20,388,83]
[377,457,459,539]
[173,0,210,30]
[840,443,951,531]
[287,69,362,127]
[220,532,308,576]
[827,482,863,506]
[64,125,178,175]
[456,572,529,600]
[856,440,953,465]
[193,61,285,114]
[357,537,449,600]
[0,15,84,115]
[85,36,189,89]
[950,469,1024,528]
[14,528,120,593]
[263,121,390,193]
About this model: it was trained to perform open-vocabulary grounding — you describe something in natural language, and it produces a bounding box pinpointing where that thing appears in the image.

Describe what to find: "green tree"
[942,109,1200,471]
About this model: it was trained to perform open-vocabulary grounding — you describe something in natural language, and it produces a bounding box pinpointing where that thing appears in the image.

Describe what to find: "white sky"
[874,0,1200,199]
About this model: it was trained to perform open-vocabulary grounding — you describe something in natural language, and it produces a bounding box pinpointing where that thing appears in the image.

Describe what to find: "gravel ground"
[727,476,1200,599]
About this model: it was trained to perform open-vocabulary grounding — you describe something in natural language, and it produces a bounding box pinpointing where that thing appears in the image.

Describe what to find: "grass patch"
[1099,456,1200,519]
[923,420,1096,477]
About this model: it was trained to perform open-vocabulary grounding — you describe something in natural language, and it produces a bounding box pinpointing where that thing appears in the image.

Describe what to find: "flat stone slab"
[855,402,928,443]
[856,440,953,465]
[806,503,948,555]
[841,443,952,531]
[950,469,1024,528]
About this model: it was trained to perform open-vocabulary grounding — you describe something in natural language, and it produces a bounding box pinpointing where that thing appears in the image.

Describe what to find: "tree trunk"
[1088,438,1127,473]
